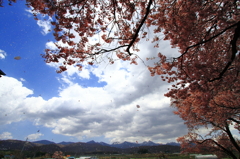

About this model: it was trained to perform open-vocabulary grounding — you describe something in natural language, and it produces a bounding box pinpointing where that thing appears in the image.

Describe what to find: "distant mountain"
[33,140,56,145]
[110,141,160,149]
[111,141,139,149]
[37,143,62,154]
[0,140,37,151]
[5,139,177,148]
[62,142,120,155]
[141,141,160,146]
[99,142,110,146]
[86,140,97,144]
[86,140,110,147]
[112,142,121,145]
[166,142,181,146]
[58,141,75,145]
[86,140,160,149]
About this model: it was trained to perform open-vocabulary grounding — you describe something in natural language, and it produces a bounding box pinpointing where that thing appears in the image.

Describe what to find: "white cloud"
[20,78,26,82]
[0,132,13,140]
[37,18,52,35]
[0,49,7,59]
[25,8,52,35]
[46,59,91,80]
[65,65,90,79]
[27,133,44,141]
[0,76,34,125]
[233,135,240,140]
[46,41,58,50]
[45,41,91,79]
[25,8,38,15]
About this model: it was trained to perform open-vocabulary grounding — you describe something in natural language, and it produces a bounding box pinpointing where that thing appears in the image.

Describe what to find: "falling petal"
[14,56,21,60]
[136,105,140,108]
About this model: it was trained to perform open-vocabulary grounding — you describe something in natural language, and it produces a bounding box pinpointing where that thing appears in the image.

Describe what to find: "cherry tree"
[52,151,64,159]
[1,0,240,157]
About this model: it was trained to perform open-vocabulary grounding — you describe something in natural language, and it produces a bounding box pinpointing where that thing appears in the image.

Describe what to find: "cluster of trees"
[0,150,48,159]
[138,149,149,154]
[1,0,239,158]
[52,151,65,159]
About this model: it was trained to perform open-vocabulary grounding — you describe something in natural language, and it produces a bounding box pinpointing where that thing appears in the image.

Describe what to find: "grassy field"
[97,153,193,159]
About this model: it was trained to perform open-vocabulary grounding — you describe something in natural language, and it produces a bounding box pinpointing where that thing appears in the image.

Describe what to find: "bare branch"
[175,21,240,60]
[209,21,240,82]
[197,139,238,159]
[126,0,153,56]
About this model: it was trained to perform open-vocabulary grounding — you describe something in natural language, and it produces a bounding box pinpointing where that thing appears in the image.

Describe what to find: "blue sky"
[2,0,235,145]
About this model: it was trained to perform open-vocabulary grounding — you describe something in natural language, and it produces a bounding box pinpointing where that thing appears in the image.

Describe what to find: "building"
[195,154,218,159]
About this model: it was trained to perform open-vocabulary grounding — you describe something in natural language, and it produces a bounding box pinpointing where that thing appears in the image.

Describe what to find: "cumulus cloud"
[27,133,44,141]
[0,77,33,125]
[45,80,186,143]
[0,132,13,140]
[0,49,7,59]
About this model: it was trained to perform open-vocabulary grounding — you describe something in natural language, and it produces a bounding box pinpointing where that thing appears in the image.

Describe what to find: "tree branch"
[209,21,240,82]
[97,45,129,54]
[228,117,240,124]
[197,139,238,159]
[177,21,240,60]
[126,0,153,56]
[212,98,240,110]
[225,123,240,153]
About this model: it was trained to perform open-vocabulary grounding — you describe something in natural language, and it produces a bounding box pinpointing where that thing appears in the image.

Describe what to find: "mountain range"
[32,140,180,148]
[0,139,180,155]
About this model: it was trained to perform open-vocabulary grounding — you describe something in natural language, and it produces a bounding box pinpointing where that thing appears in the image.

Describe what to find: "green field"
[97,153,193,159]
